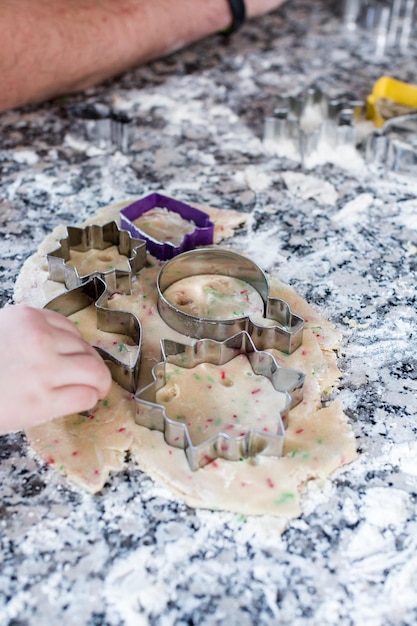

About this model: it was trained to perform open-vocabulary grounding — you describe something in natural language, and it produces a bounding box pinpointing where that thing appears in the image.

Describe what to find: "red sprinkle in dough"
[266,477,275,489]
[71,451,79,457]
[251,388,261,395]
[220,370,226,380]
[117,427,126,433]
[46,457,55,465]
[295,428,304,434]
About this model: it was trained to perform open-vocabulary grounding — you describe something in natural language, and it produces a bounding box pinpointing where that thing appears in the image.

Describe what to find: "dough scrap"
[14,201,357,518]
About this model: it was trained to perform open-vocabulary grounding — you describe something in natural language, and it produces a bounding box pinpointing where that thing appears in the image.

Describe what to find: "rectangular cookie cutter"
[120,192,215,260]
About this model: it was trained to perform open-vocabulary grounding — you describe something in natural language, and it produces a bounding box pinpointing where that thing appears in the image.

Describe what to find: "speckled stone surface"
[1,1,417,624]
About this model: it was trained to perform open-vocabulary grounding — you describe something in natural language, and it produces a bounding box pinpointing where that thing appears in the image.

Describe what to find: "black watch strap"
[222,0,246,34]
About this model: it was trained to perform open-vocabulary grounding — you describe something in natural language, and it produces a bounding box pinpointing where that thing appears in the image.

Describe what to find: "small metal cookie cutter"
[365,113,417,176]
[47,221,147,294]
[264,87,363,164]
[157,248,304,355]
[67,102,134,153]
[44,276,141,392]
[120,193,214,261]
[136,331,305,470]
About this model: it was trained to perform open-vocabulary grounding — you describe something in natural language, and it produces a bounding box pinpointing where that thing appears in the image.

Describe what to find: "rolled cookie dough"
[14,200,357,518]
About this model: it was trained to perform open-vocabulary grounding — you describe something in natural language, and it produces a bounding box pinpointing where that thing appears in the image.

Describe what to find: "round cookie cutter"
[157,248,304,354]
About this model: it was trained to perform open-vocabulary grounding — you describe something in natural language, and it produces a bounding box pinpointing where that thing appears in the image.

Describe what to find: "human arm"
[0,0,286,112]
[0,305,112,433]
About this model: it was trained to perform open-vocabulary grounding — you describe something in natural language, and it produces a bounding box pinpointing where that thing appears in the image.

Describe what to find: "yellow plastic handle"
[367,76,417,127]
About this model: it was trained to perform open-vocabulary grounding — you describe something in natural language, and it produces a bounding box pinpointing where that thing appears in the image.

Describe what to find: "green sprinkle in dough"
[207,376,215,383]
[275,492,295,505]
[194,374,202,381]
[175,415,182,421]
[102,399,109,407]
[236,514,247,522]
[214,418,222,426]
[118,343,125,352]
[317,438,323,444]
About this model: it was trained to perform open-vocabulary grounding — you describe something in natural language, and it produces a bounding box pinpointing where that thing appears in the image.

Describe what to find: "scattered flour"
[281,171,338,206]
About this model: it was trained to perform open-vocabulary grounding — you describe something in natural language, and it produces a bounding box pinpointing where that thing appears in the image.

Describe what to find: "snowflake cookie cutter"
[263,86,363,164]
[120,192,215,261]
[44,276,141,392]
[157,247,304,355]
[47,221,147,295]
[135,331,305,470]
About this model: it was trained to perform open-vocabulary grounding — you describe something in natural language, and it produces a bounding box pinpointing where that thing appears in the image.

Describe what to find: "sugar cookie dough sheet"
[14,201,357,518]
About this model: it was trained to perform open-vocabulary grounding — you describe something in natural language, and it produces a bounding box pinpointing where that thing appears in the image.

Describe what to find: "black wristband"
[222,0,246,34]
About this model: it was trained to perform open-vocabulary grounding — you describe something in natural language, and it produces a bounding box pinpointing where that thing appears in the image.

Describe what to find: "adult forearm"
[0,0,283,112]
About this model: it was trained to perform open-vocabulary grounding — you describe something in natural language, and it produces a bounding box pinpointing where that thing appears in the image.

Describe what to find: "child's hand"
[0,305,112,433]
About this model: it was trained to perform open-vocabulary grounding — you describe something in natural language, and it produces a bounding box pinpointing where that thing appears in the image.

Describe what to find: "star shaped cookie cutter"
[157,247,304,355]
[47,221,147,294]
[44,276,141,392]
[120,192,215,261]
[135,331,305,470]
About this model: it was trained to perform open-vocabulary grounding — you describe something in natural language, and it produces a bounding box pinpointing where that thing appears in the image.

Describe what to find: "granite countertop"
[1,1,417,624]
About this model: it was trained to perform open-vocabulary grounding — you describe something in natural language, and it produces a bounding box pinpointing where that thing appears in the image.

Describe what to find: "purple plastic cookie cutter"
[120,193,214,261]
